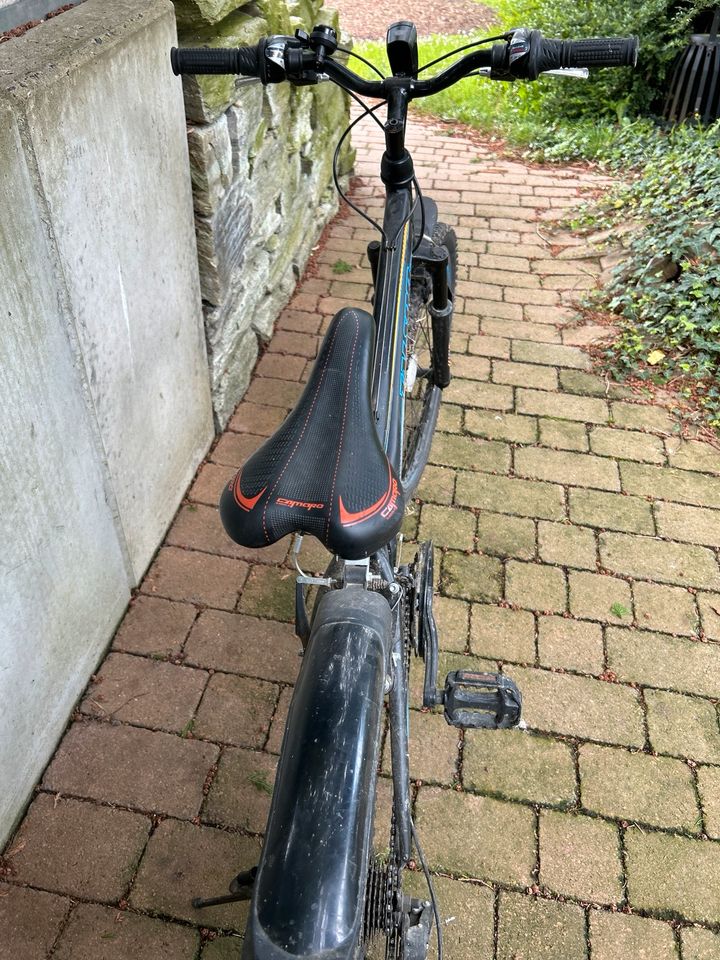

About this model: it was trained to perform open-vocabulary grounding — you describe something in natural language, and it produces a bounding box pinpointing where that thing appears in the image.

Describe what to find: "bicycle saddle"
[219,307,406,560]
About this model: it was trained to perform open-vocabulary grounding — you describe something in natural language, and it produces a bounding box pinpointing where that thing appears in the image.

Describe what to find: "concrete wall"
[0,0,214,844]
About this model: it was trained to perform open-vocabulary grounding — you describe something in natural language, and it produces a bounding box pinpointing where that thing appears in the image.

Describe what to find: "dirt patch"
[0,3,76,45]
[330,0,497,41]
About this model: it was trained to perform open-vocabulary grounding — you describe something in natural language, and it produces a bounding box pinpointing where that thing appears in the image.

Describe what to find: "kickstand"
[191,866,257,909]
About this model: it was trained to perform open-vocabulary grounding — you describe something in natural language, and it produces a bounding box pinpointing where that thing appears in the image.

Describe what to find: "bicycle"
[171,23,638,960]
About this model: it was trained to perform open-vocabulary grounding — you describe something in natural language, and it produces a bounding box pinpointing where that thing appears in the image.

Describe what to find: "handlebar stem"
[385,80,409,156]
[381,80,415,189]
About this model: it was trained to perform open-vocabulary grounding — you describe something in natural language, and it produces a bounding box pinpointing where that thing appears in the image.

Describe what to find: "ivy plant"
[574,121,720,428]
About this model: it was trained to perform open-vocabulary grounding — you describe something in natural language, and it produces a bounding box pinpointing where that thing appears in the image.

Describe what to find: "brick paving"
[2,117,720,960]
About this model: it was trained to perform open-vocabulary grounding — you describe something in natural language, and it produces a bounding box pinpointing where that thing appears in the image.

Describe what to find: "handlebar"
[170,27,639,98]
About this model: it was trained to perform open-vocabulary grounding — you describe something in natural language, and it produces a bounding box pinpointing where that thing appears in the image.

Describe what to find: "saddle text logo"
[380,479,400,519]
[276,498,325,511]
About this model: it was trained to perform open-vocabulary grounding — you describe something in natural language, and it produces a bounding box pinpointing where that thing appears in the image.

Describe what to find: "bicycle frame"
[243,81,430,960]
[371,188,414,470]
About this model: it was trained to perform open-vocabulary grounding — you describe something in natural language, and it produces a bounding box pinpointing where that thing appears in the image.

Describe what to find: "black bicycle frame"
[372,191,414,468]
[241,31,454,960]
[243,89,422,960]
[370,84,416,474]
[370,89,418,869]
[365,80,450,495]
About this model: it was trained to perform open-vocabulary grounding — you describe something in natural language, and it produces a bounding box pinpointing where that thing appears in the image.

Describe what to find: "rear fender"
[243,588,391,960]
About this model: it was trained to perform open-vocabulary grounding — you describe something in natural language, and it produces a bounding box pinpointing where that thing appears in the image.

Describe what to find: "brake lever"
[473,66,589,80]
[541,67,590,79]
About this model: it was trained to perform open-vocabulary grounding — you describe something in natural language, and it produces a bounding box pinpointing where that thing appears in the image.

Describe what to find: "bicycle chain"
[389,576,416,960]
[362,577,417,960]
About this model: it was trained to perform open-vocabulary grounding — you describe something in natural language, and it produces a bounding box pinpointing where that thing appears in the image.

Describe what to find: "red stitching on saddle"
[261,320,342,544]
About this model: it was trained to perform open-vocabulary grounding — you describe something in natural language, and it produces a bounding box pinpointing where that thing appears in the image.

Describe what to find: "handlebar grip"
[533,36,638,77]
[557,37,639,69]
[170,45,261,77]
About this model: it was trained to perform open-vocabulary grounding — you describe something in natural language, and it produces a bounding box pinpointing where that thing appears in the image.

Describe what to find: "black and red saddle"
[219,307,406,560]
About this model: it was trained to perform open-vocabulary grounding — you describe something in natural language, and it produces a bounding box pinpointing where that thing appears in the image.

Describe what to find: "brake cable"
[330,33,503,250]
[332,94,389,242]
[416,32,510,74]
[410,817,444,960]
[337,45,386,80]
[411,175,425,254]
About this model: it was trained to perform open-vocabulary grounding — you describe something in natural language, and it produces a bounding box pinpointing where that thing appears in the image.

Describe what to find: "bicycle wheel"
[363,571,434,960]
[401,223,457,497]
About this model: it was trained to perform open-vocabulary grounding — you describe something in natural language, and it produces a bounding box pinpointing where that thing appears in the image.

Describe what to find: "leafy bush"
[354,12,720,429]
[355,1,712,154]
[575,121,720,426]
[495,0,711,120]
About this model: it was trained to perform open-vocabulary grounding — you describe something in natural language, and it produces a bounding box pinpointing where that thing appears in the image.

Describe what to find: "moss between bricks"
[625,828,720,924]
[441,551,502,603]
[580,742,700,833]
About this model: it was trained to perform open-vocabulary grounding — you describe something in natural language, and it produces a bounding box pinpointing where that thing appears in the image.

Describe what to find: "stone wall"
[173,0,354,426]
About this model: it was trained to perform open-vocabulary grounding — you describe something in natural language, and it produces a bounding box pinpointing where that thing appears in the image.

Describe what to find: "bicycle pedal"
[443,670,522,730]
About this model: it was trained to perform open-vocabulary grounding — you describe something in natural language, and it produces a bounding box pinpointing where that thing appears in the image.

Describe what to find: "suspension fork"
[428,252,452,389]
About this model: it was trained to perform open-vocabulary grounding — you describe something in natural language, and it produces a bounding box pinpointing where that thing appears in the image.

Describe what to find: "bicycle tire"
[400,223,457,497]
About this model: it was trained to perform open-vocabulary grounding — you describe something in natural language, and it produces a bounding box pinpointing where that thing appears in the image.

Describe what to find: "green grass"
[248,771,274,795]
[352,32,637,160]
[354,32,518,134]
[331,259,353,274]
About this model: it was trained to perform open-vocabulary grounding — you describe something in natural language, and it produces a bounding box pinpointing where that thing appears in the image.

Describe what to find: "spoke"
[402,290,433,482]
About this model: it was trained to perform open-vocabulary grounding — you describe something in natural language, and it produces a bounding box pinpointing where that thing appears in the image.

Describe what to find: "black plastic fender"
[242,588,391,960]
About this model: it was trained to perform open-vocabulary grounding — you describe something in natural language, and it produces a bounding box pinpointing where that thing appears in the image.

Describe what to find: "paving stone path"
[3,117,720,960]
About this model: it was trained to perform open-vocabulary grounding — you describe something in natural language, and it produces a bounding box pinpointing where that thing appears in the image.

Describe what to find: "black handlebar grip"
[529,35,638,78]
[560,36,639,69]
[170,45,261,77]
